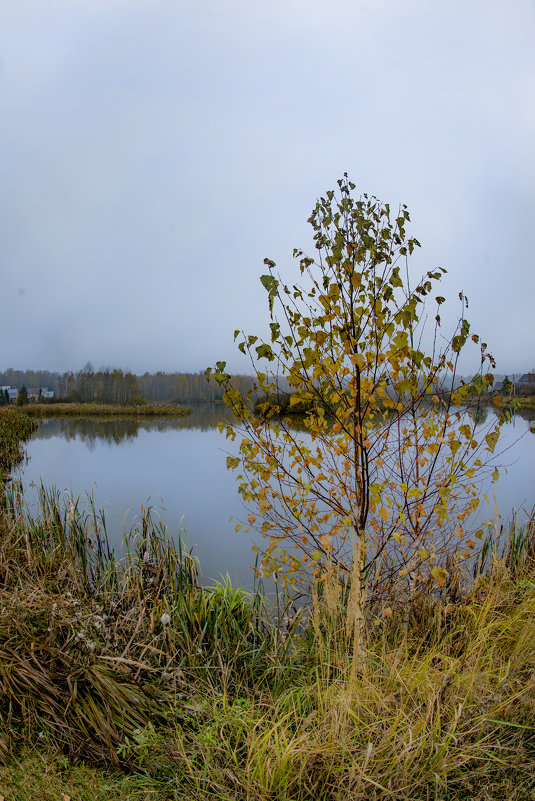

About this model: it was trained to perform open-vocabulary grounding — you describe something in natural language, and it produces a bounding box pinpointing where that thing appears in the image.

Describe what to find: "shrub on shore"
[0,407,36,476]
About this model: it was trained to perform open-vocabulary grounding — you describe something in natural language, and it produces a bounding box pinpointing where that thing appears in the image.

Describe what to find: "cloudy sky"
[2,0,534,376]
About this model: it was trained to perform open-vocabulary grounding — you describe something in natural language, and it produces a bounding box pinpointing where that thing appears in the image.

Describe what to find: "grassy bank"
[2,414,535,799]
[19,402,191,418]
[1,481,535,799]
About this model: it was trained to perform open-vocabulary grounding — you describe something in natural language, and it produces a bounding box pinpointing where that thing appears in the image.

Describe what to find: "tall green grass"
[474,508,535,576]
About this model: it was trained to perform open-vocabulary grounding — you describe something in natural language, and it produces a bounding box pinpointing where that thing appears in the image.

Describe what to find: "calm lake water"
[15,403,535,587]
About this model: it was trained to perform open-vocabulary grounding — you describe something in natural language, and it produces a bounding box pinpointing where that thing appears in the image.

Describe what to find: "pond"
[14,403,535,587]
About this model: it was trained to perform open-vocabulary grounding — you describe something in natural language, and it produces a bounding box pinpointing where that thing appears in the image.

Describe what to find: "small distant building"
[0,385,54,402]
[517,373,535,395]
[21,386,55,401]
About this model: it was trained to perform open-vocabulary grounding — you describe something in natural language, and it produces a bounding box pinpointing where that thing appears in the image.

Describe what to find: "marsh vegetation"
[20,402,192,418]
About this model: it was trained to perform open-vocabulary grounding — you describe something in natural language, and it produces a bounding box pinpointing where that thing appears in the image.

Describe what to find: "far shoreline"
[12,402,192,418]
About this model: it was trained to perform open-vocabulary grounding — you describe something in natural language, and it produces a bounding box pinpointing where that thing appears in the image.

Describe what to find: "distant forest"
[0,366,255,405]
[2,365,523,407]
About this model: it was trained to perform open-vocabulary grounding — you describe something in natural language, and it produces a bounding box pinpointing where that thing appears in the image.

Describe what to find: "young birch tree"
[208,177,504,657]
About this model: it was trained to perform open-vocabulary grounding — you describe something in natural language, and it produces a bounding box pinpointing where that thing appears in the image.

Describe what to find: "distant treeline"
[0,367,255,405]
[5,365,528,408]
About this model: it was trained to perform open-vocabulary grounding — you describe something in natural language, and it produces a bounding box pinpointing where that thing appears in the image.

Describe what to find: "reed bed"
[21,402,191,418]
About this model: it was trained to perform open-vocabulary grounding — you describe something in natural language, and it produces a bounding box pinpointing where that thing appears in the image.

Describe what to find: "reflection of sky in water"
[473,409,535,519]
[17,405,258,587]
[15,405,535,586]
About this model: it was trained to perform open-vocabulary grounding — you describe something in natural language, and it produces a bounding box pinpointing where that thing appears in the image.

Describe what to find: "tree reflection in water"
[32,404,234,451]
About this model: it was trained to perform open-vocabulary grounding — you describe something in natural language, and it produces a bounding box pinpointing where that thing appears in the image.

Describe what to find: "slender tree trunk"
[347,526,366,682]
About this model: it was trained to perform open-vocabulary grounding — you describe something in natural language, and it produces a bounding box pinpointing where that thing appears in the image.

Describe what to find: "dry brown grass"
[21,402,191,418]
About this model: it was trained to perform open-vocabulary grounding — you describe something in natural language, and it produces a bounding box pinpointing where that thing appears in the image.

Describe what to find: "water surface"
[16,405,258,585]
[15,403,535,586]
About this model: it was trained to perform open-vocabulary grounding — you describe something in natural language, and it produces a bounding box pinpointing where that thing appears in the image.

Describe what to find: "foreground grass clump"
[20,402,191,418]
[0,483,269,759]
[1,482,535,800]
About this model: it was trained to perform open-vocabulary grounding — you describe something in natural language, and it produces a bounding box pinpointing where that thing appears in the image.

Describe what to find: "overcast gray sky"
[2,0,534,376]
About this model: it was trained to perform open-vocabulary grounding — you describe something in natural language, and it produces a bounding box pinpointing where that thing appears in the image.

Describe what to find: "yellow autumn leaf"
[430,565,448,587]
[485,431,499,452]
[351,353,366,369]
[379,506,390,522]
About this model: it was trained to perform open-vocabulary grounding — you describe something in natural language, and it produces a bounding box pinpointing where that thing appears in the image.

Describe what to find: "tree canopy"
[211,177,505,610]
